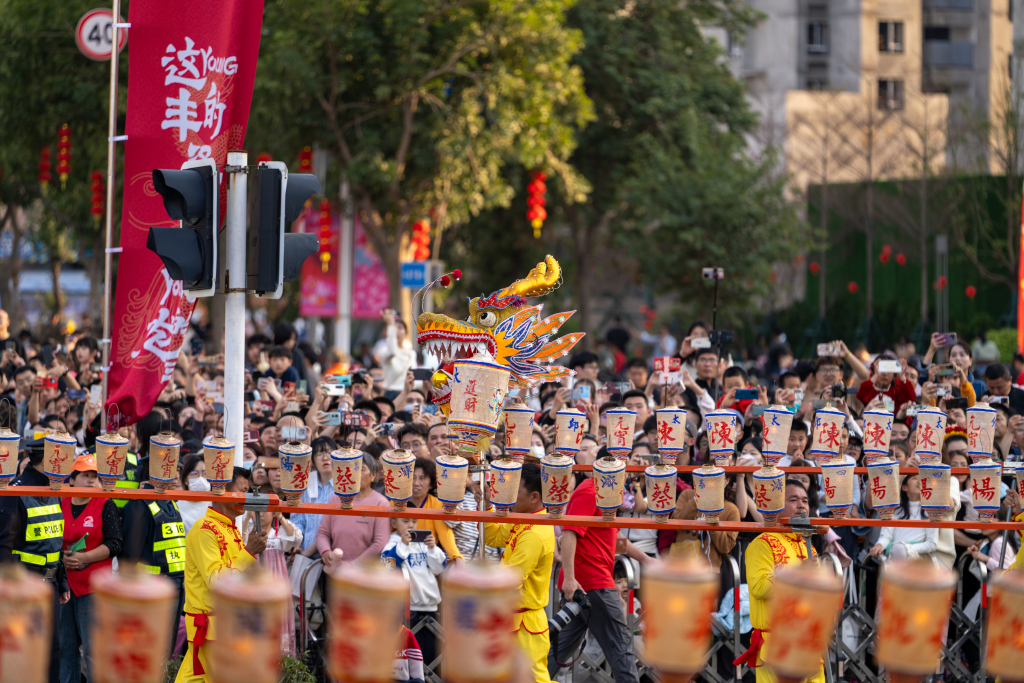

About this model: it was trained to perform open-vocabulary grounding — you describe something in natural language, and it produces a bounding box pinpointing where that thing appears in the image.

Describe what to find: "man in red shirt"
[547,447,658,683]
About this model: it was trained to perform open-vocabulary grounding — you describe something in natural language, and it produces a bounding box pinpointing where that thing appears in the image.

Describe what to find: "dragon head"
[416,255,585,414]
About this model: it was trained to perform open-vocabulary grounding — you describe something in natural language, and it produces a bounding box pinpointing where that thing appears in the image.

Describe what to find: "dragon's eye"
[479,311,497,327]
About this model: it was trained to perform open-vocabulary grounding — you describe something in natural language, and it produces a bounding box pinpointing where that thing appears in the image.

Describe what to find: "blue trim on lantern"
[697,506,723,514]
[150,474,176,483]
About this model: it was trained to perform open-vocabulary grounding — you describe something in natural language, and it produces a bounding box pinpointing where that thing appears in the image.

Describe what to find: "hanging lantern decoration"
[526,170,547,238]
[896,253,907,265]
[965,285,977,299]
[411,219,431,261]
[256,152,273,164]
[847,281,859,294]
[808,261,820,275]
[38,147,52,195]
[879,251,890,264]
[90,171,104,227]
[298,146,313,174]
[56,124,72,190]
[318,199,332,273]
[934,276,948,290]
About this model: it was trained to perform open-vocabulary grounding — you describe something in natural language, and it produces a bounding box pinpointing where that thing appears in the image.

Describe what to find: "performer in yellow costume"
[735,480,825,683]
[484,464,555,683]
[176,468,268,683]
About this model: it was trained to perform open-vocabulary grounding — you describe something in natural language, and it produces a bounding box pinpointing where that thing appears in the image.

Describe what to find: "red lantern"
[527,170,547,238]
[257,152,273,164]
[847,281,859,294]
[38,147,52,194]
[318,199,332,273]
[90,171,104,226]
[882,244,892,254]
[809,261,820,275]
[965,285,977,299]
[299,146,313,174]
[410,220,431,260]
[934,276,947,290]
[879,252,890,264]
[56,124,72,190]
[896,253,906,266]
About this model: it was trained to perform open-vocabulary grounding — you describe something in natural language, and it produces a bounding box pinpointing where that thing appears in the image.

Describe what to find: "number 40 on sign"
[75,8,128,62]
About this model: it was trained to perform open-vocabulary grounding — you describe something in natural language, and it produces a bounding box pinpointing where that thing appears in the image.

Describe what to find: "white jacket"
[380,325,415,392]
[381,533,446,611]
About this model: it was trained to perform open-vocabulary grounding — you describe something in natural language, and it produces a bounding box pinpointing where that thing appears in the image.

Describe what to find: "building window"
[879,22,904,52]
[924,26,950,40]
[808,22,829,53]
[807,77,829,90]
[878,79,904,109]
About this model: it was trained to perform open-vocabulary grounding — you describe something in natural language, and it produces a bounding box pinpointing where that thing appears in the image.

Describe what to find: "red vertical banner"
[107,1,264,427]
[1019,180,1024,352]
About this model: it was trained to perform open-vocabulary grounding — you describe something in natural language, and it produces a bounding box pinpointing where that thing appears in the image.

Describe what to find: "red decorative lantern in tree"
[934,276,947,290]
[38,147,52,195]
[882,244,892,255]
[56,124,72,190]
[411,220,431,261]
[895,253,906,266]
[318,199,332,273]
[847,281,859,294]
[526,170,547,238]
[794,254,804,265]
[809,261,820,275]
[299,146,313,174]
[965,285,977,299]
[256,152,272,164]
[879,252,890,264]
[90,171,104,227]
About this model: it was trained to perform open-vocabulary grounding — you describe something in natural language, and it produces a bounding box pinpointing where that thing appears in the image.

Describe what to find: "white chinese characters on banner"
[160,37,236,149]
[129,268,195,383]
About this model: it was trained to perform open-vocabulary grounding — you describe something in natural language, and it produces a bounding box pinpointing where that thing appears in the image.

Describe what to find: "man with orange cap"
[175,467,267,683]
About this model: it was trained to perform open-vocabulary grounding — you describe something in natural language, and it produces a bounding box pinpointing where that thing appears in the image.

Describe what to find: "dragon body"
[416,255,585,414]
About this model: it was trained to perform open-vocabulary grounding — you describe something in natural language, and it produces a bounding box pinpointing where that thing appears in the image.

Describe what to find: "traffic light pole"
[335,177,353,355]
[224,151,248,464]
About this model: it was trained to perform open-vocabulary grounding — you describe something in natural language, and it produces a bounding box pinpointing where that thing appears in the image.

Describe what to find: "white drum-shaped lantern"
[0,564,52,683]
[594,457,627,520]
[442,563,521,683]
[279,441,312,506]
[704,410,736,466]
[203,435,235,495]
[148,433,181,494]
[448,353,512,452]
[914,407,946,464]
[330,448,363,508]
[0,427,21,489]
[210,569,292,683]
[91,569,177,683]
[862,410,894,461]
[752,467,786,526]
[646,464,678,522]
[381,449,416,511]
[867,460,900,520]
[43,431,77,490]
[605,408,637,459]
[970,462,1002,522]
[503,403,534,459]
[821,462,854,519]
[655,408,688,456]
[692,465,725,525]
[327,562,409,683]
[966,402,997,463]
[810,407,845,463]
[95,432,130,492]
[760,406,793,466]
[763,563,843,681]
[555,408,587,455]
[489,458,523,517]
[541,454,574,518]
[643,561,720,678]
[987,569,1024,681]
[918,464,951,522]
[436,454,470,513]
[875,561,957,678]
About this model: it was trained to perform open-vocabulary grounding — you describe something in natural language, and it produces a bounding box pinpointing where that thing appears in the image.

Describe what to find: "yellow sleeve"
[421,519,464,561]
[746,537,776,601]
[502,530,542,589]
[484,522,513,549]
[961,381,976,408]
[190,525,255,588]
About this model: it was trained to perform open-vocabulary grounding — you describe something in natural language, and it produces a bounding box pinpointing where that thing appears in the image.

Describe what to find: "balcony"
[923,40,974,67]
[923,0,973,9]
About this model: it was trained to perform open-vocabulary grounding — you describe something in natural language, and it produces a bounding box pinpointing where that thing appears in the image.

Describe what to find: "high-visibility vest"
[112,452,141,508]
[137,499,186,576]
[14,495,64,568]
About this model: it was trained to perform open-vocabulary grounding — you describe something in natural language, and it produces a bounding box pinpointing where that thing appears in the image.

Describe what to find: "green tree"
[0,0,125,332]
[249,0,594,313]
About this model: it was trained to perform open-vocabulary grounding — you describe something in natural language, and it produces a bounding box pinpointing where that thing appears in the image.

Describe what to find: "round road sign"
[75,8,128,61]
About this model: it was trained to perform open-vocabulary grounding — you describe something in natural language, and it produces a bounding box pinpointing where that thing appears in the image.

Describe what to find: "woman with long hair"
[868,474,937,561]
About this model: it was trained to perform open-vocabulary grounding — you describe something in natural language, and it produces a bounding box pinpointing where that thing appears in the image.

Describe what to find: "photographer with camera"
[547,448,657,683]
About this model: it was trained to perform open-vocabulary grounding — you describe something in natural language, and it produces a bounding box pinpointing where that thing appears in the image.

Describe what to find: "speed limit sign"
[75,8,128,61]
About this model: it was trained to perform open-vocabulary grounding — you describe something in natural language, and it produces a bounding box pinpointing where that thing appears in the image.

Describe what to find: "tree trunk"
[0,206,26,332]
[819,182,828,318]
[49,254,64,327]
[569,207,595,351]
[208,290,225,354]
[866,181,874,318]
[84,228,106,335]
[920,164,928,322]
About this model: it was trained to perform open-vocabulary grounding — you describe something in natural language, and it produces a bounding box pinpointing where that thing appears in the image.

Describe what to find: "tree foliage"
[249,0,594,307]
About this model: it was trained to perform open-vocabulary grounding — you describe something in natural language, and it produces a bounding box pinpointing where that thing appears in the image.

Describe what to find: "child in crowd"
[266,345,301,384]
[392,625,425,683]
[381,517,445,671]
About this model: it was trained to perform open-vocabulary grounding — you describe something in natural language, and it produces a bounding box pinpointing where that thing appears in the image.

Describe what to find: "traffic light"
[246,161,322,299]
[146,159,219,297]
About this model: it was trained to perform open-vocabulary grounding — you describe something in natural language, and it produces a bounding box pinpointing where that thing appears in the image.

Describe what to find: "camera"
[830,383,846,401]
[549,589,591,634]
[708,330,733,346]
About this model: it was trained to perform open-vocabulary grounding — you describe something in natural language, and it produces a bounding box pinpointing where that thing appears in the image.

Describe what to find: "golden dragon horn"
[498,255,561,299]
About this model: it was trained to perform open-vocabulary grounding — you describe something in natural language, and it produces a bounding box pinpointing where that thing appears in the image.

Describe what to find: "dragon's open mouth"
[416,312,497,360]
